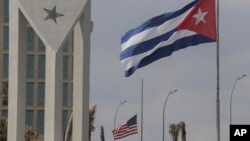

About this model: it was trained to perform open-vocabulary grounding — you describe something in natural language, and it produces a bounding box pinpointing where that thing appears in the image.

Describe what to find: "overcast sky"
[89,0,250,141]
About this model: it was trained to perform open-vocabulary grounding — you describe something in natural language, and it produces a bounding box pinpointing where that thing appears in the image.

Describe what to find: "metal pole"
[114,101,127,129]
[141,79,144,141]
[230,74,246,124]
[216,0,220,141]
[163,89,177,141]
[114,100,127,131]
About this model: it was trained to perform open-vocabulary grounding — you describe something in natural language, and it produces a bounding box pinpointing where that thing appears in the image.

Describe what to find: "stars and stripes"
[112,114,138,140]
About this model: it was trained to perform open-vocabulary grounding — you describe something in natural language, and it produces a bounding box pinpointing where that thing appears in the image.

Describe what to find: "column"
[44,46,63,141]
[72,0,91,140]
[8,0,26,140]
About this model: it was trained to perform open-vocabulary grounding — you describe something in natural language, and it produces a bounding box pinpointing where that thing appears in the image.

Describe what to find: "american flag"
[112,114,138,140]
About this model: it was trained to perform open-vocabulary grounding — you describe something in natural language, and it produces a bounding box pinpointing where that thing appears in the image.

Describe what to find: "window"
[25,110,33,126]
[38,83,45,106]
[63,40,68,52]
[38,39,45,51]
[2,110,8,118]
[3,54,9,78]
[2,82,8,106]
[3,0,9,22]
[27,27,34,51]
[27,55,34,79]
[26,82,34,106]
[63,83,68,107]
[38,55,45,79]
[3,26,9,50]
[37,110,44,134]
[62,111,68,133]
[63,56,68,79]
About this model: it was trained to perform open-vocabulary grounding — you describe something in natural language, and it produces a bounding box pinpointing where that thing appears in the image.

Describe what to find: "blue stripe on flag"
[121,0,198,44]
[124,34,214,77]
[120,29,176,61]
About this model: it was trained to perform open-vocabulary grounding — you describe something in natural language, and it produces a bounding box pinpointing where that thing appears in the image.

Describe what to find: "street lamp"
[163,89,178,141]
[114,100,127,130]
[230,74,246,124]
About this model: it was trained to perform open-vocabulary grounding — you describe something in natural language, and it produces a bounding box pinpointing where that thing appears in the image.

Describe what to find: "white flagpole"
[216,0,220,141]
[141,79,144,141]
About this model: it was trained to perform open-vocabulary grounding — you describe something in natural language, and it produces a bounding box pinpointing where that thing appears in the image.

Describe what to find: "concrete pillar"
[8,0,90,140]
[72,0,91,140]
[8,0,26,140]
[44,46,63,141]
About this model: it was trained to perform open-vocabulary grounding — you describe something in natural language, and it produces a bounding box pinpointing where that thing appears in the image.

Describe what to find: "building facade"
[0,0,73,139]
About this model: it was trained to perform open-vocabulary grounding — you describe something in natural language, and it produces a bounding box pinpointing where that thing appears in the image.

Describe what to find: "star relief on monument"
[44,6,64,23]
[18,0,87,51]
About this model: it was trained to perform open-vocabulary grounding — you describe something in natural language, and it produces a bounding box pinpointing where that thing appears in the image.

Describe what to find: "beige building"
[0,0,74,139]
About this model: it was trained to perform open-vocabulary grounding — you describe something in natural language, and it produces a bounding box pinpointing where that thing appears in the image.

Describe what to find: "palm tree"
[0,83,8,141]
[0,118,7,141]
[89,105,97,141]
[169,123,181,141]
[24,126,39,141]
[64,105,97,141]
[1,82,38,141]
[100,125,105,141]
[179,122,186,141]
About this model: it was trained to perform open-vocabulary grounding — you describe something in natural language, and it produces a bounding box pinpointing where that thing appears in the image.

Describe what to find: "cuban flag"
[120,0,216,77]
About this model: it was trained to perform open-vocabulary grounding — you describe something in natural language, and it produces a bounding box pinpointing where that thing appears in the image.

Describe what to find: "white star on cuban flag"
[178,0,216,41]
[193,8,208,25]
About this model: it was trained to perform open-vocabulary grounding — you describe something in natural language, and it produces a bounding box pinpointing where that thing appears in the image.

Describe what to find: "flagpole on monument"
[216,0,220,141]
[141,79,144,141]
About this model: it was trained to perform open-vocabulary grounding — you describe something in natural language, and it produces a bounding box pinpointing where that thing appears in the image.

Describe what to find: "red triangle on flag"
[178,0,216,41]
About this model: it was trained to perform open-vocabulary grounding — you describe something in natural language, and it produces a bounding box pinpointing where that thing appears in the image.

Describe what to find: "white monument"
[8,0,91,140]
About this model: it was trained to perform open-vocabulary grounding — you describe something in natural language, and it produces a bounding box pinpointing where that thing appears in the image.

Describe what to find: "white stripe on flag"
[121,7,193,52]
[121,30,197,70]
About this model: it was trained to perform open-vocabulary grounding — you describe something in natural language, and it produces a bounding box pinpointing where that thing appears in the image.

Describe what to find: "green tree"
[64,105,97,141]
[100,125,105,141]
[180,122,186,141]
[0,118,7,141]
[89,105,97,141]
[0,118,38,141]
[169,123,181,141]
[25,126,39,141]
[1,82,38,141]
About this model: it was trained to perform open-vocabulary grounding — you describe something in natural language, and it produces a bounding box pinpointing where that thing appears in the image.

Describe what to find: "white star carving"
[192,8,208,25]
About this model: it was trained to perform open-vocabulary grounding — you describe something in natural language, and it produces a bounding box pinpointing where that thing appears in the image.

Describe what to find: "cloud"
[221,0,250,9]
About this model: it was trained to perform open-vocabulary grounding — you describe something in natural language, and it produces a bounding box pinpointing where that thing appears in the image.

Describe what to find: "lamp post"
[163,89,178,141]
[230,74,246,124]
[114,100,127,130]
